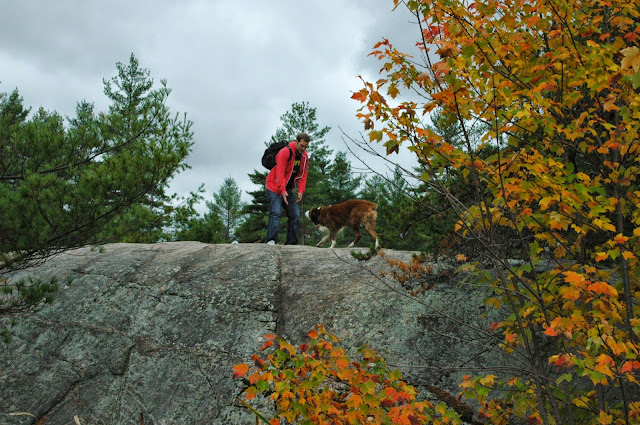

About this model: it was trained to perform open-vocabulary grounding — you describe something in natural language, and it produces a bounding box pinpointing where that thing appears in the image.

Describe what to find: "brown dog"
[305,200,380,248]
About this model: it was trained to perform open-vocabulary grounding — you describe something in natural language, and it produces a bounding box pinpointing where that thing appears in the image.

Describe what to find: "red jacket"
[265,141,309,196]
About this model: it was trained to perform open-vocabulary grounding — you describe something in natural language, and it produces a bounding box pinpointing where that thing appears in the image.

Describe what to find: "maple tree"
[348,0,640,424]
[234,325,463,424]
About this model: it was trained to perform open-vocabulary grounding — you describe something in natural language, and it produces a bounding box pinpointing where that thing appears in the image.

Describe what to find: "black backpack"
[261,141,292,170]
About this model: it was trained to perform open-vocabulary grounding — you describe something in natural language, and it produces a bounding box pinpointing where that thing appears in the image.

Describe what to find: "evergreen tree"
[325,151,362,203]
[169,185,222,243]
[0,53,193,271]
[173,211,225,243]
[234,169,270,243]
[97,54,194,243]
[208,177,245,242]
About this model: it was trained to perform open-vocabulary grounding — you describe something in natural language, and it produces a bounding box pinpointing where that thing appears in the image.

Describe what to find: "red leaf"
[525,414,543,425]
[253,357,265,369]
[232,363,249,378]
[552,354,568,366]
[259,340,274,351]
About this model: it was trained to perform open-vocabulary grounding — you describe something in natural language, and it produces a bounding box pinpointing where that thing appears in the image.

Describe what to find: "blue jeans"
[266,188,300,245]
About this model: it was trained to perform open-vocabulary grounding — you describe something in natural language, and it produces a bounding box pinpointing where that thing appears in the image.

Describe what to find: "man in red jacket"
[265,132,310,245]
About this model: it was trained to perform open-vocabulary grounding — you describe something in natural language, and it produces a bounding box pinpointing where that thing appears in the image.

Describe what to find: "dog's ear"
[310,208,319,223]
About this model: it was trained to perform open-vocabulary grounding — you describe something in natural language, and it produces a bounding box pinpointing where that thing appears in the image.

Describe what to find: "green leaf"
[256,380,270,393]
[556,373,573,384]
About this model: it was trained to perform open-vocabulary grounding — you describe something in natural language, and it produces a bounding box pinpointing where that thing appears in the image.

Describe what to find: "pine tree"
[0,53,193,271]
[234,169,270,243]
[97,53,194,243]
[208,177,245,242]
[325,151,362,203]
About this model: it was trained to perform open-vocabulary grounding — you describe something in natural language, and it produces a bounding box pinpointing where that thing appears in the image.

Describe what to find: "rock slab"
[1,242,504,424]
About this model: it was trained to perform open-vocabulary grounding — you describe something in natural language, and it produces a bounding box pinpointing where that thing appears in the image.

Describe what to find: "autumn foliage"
[233,325,462,424]
[348,0,640,423]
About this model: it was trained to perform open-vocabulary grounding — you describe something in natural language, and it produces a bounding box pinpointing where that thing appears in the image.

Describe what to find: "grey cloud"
[1,0,421,212]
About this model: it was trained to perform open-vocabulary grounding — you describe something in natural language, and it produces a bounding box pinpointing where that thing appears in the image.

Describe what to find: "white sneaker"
[267,240,276,245]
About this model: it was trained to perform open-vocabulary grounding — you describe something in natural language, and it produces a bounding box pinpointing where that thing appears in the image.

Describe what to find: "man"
[265,132,310,245]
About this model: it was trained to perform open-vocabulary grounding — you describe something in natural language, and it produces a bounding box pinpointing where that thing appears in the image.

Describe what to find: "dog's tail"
[362,205,377,226]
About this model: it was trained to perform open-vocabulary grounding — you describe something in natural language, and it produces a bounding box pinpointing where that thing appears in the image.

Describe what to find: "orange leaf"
[614,234,629,244]
[519,208,533,216]
[248,372,261,385]
[245,386,258,400]
[456,253,467,261]
[308,329,319,339]
[233,363,249,378]
[415,72,430,82]
[336,357,349,370]
[621,361,640,374]
[594,252,608,262]
[564,271,585,285]
[543,325,558,337]
[526,16,541,27]
[264,333,277,340]
[587,281,618,297]
[352,90,368,103]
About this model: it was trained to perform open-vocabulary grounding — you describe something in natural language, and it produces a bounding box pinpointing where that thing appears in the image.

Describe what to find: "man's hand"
[282,191,289,205]
[297,192,303,202]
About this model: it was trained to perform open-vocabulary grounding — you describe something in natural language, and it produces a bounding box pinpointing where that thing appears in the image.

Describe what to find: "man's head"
[295,132,310,154]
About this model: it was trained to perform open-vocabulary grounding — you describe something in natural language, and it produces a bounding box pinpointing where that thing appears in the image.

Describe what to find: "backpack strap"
[287,145,293,161]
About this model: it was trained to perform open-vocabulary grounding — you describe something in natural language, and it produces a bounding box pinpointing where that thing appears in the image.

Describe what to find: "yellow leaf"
[576,172,591,181]
[539,196,554,210]
[479,374,496,386]
[621,46,640,72]
[623,251,636,260]
[597,410,614,425]
[388,84,400,99]
[561,286,581,300]
[457,253,467,261]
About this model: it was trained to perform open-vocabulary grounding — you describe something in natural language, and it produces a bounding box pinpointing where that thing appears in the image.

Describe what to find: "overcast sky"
[1,1,421,212]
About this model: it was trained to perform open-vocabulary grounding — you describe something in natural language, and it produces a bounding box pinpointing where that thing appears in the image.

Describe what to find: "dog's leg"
[315,225,330,247]
[348,227,362,248]
[329,229,340,248]
[316,234,330,247]
[364,221,380,248]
